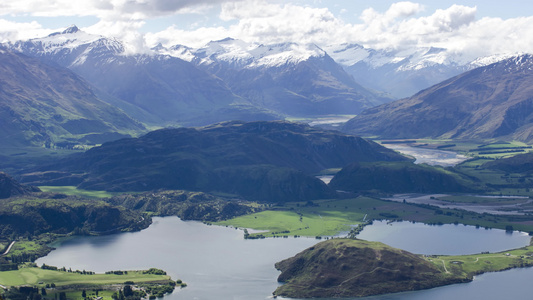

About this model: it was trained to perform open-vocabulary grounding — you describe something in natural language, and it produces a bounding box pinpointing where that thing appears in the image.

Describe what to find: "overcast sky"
[1,0,532,59]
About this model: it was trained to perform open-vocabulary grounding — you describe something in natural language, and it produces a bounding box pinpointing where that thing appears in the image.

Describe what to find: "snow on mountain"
[193,38,256,66]
[9,25,125,68]
[7,25,524,111]
[249,43,326,68]
[326,43,462,70]
[468,53,524,69]
[322,44,370,66]
[156,38,328,69]
[159,44,196,62]
[342,53,533,143]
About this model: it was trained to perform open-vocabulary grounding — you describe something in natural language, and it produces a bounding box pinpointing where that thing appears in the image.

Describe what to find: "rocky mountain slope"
[22,121,407,203]
[343,55,533,142]
[0,48,145,147]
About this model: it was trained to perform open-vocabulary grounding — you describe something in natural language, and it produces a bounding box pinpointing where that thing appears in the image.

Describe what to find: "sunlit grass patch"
[38,186,119,199]
[217,200,367,237]
[0,268,170,287]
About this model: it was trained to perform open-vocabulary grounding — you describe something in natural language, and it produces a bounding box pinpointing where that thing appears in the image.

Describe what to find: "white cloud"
[386,2,424,19]
[151,1,354,48]
[145,25,230,48]
[0,0,239,18]
[1,0,533,61]
[0,19,51,42]
[0,0,243,51]
[147,1,480,53]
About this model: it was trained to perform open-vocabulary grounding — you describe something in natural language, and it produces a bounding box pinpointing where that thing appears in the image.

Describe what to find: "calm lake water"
[357,220,531,255]
[37,217,533,300]
[37,217,317,300]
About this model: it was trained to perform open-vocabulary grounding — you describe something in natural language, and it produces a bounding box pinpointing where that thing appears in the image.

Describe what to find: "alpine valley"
[4,20,533,300]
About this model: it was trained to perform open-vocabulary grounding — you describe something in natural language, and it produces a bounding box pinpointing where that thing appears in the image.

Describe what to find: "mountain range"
[0,48,144,147]
[342,55,533,142]
[6,26,389,127]
[325,44,517,98]
[8,26,276,126]
[2,25,530,149]
[158,38,389,116]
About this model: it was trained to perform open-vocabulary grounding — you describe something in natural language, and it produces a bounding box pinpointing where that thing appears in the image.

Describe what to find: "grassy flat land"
[0,268,170,287]
[430,245,533,278]
[217,205,365,237]
[38,186,119,199]
[218,197,533,238]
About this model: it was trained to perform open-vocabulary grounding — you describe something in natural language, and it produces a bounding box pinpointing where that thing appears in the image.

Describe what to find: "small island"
[274,238,533,298]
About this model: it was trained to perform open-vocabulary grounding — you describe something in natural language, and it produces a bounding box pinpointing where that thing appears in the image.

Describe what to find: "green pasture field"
[217,205,365,237]
[7,240,43,256]
[0,268,170,287]
[218,197,533,238]
[431,245,533,278]
[38,186,119,199]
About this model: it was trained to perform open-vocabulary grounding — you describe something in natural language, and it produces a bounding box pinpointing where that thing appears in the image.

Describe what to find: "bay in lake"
[37,217,533,300]
[38,217,317,300]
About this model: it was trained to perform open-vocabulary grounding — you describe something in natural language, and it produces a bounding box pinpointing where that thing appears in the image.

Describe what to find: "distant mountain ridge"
[342,54,533,142]
[8,26,275,126]
[325,43,519,98]
[0,48,144,147]
[6,26,388,126]
[4,25,524,134]
[173,38,390,116]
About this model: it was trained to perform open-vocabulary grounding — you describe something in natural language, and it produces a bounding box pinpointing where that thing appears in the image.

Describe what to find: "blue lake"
[36,217,533,300]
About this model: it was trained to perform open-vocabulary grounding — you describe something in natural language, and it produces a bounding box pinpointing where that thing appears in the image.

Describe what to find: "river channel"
[37,217,532,300]
[381,144,468,167]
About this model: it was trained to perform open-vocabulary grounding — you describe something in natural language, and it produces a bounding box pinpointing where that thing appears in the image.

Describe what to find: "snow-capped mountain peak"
[195,37,258,66]
[62,24,80,34]
[188,38,326,68]
[8,25,126,68]
[323,43,370,66]
[249,43,326,68]
[469,53,525,69]
[12,25,121,54]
